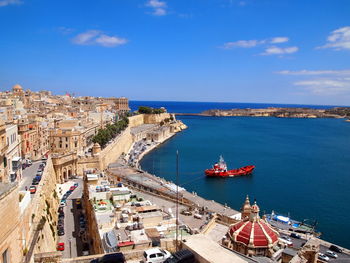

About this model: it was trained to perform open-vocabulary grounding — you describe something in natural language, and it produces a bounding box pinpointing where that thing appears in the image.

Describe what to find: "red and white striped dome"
[229,219,279,247]
[228,201,279,248]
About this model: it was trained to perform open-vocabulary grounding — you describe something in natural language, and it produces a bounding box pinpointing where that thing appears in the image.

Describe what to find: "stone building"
[0,182,23,263]
[0,120,8,183]
[114,97,130,113]
[224,197,279,257]
[6,124,22,182]
[18,119,39,160]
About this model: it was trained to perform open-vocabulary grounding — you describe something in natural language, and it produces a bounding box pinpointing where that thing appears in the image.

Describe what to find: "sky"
[0,0,350,105]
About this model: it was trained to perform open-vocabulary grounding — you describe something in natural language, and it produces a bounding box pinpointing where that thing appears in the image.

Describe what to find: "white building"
[6,124,22,182]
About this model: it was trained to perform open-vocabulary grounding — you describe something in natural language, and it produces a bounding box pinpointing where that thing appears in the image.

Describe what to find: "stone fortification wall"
[25,157,59,262]
[99,127,133,170]
[77,156,100,176]
[96,114,174,171]
[144,113,171,124]
[128,114,144,128]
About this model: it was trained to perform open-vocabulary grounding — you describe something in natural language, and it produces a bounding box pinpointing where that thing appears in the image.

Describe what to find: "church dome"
[229,200,279,248]
[229,218,279,248]
[13,84,23,91]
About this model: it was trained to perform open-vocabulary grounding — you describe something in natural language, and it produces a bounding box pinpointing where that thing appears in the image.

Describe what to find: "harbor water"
[131,101,350,249]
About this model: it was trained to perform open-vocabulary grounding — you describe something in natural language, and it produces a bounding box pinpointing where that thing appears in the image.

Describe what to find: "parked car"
[318,253,329,262]
[58,207,64,213]
[329,245,343,253]
[90,252,126,263]
[57,242,65,251]
[325,250,338,258]
[278,237,293,247]
[59,201,66,207]
[164,249,196,263]
[143,248,171,263]
[281,236,292,242]
[58,213,65,219]
[29,186,37,194]
[193,213,202,219]
[32,179,39,185]
[69,186,75,191]
[74,183,79,188]
[76,199,81,205]
[58,229,65,236]
[290,233,301,239]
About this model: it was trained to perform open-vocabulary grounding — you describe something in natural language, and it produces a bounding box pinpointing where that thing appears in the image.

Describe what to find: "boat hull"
[205,165,255,177]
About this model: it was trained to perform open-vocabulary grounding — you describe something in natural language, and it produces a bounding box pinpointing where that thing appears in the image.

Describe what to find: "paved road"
[280,234,350,263]
[319,245,350,262]
[20,161,42,191]
[60,178,83,258]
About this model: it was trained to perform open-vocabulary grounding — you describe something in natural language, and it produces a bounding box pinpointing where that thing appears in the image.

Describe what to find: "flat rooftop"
[182,234,249,263]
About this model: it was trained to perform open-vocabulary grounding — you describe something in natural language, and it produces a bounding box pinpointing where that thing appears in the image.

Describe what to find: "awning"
[12,156,21,162]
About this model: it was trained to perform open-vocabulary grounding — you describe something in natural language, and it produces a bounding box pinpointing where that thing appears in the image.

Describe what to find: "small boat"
[265,211,321,237]
[205,156,255,177]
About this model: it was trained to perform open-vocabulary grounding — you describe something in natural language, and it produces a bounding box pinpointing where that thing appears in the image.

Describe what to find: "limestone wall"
[128,115,144,128]
[99,127,133,170]
[0,183,22,263]
[78,113,180,172]
[144,113,171,124]
[25,157,59,262]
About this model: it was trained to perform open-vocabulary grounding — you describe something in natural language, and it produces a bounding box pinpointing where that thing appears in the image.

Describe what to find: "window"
[2,249,8,263]
[66,144,68,148]
[75,142,78,148]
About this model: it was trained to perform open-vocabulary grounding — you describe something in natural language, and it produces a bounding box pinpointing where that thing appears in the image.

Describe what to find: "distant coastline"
[174,106,350,120]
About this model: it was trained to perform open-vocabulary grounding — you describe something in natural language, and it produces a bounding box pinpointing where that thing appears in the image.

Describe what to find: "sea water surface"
[132,101,350,249]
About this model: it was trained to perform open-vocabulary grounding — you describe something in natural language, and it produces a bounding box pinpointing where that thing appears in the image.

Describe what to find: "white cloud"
[318,26,350,50]
[222,40,262,49]
[262,46,298,55]
[277,69,350,76]
[72,30,127,47]
[294,78,350,95]
[277,68,350,95]
[95,34,128,47]
[270,37,289,44]
[146,0,167,16]
[222,36,290,50]
[0,0,22,7]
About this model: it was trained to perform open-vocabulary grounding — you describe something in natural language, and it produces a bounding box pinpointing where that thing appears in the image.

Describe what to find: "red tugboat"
[205,156,255,177]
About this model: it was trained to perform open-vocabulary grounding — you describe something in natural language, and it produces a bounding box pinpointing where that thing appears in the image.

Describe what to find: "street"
[58,178,84,258]
[20,161,43,192]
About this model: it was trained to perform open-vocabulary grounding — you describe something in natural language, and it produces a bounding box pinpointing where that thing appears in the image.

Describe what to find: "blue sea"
[130,101,350,249]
